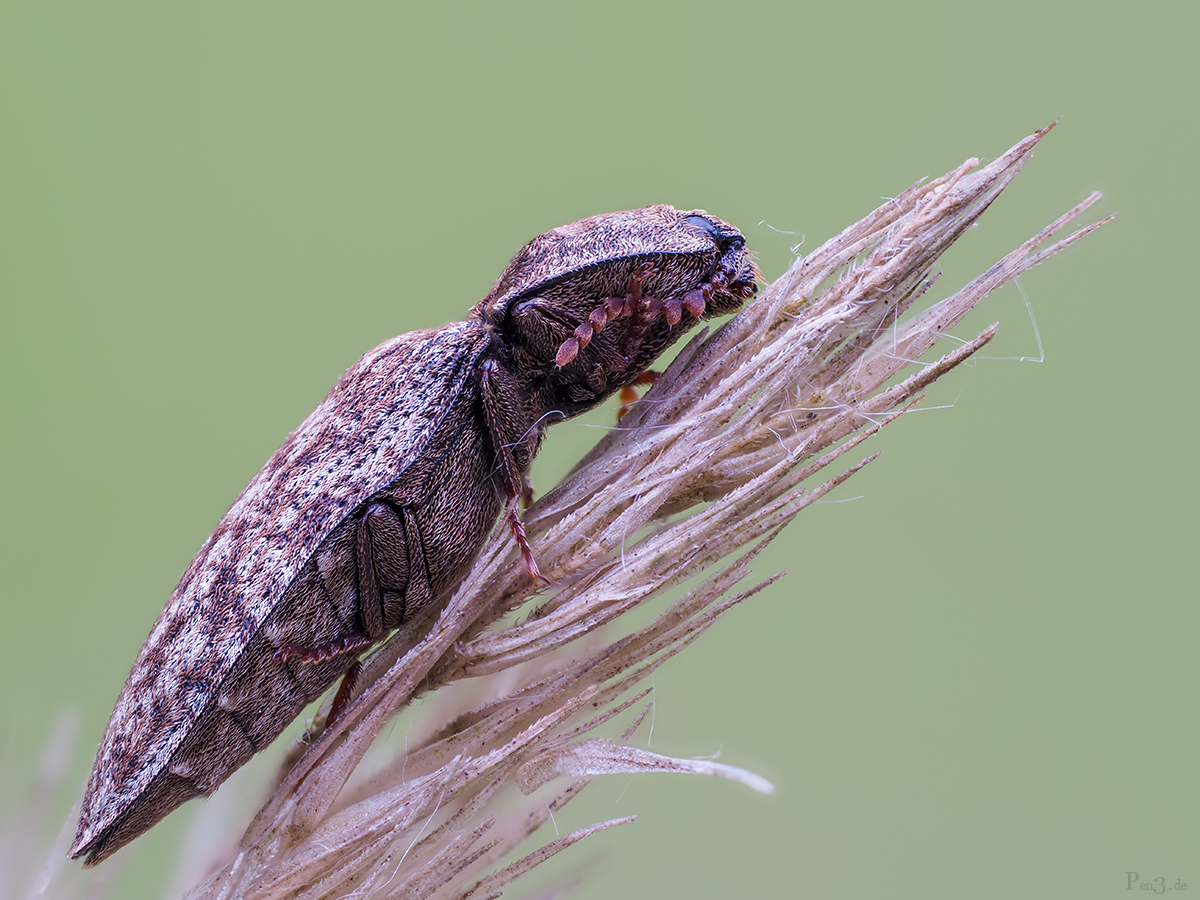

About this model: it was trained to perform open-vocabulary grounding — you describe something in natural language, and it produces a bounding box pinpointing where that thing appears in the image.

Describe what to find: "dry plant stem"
[181,123,1109,900]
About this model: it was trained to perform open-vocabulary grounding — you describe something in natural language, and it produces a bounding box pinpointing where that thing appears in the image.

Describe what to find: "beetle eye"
[682,212,743,252]
[682,213,720,238]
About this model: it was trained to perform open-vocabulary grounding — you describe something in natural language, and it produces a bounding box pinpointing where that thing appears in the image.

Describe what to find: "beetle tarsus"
[506,500,543,582]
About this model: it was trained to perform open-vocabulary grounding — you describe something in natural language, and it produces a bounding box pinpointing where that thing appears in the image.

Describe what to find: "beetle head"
[475,205,757,414]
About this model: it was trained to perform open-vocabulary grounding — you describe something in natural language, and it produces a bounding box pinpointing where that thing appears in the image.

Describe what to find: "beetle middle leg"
[277,501,412,660]
[276,500,417,726]
[355,501,412,636]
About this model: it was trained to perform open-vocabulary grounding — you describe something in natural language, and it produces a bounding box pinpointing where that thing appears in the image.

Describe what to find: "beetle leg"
[617,370,660,421]
[506,499,542,581]
[356,507,384,639]
[325,660,362,729]
[677,252,757,319]
[619,263,656,357]
[555,263,654,367]
[274,632,373,664]
[670,253,757,327]
[358,501,410,633]
[275,496,413,665]
[479,358,544,581]
[629,260,650,304]
[479,358,527,499]
[553,248,755,365]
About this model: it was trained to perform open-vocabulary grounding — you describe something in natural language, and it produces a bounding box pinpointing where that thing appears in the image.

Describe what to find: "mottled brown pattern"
[72,206,758,865]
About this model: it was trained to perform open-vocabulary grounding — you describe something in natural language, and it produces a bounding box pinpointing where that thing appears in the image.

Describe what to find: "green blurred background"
[2,2,1194,898]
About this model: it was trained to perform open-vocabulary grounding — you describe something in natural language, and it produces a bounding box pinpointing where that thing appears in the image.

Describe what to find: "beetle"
[70,204,758,865]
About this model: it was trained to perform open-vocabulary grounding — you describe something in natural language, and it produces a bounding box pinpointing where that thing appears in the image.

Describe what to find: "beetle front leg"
[556,262,656,366]
[504,498,541,581]
[479,357,543,581]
